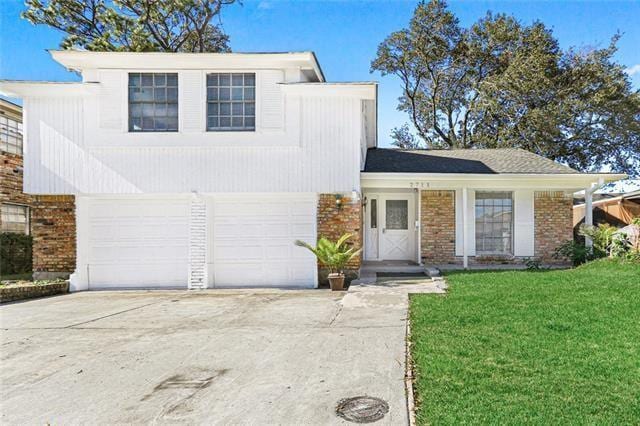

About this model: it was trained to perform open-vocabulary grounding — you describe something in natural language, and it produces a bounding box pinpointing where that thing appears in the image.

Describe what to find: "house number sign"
[409,182,430,189]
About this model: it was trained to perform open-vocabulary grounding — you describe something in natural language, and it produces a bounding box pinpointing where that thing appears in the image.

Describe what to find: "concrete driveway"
[1,281,442,425]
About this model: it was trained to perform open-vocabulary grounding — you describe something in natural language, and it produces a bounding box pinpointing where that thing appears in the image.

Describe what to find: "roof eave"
[361,171,627,182]
[49,50,326,81]
[0,80,100,97]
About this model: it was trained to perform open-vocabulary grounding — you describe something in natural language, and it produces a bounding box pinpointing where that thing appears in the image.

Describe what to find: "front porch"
[360,182,578,271]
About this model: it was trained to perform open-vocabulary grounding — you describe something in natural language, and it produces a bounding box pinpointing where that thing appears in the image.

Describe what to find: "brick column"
[317,194,362,284]
[534,191,573,264]
[420,190,456,264]
[188,196,207,289]
[31,195,76,280]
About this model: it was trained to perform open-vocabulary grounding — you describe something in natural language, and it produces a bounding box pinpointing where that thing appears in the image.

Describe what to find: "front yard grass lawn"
[410,259,640,424]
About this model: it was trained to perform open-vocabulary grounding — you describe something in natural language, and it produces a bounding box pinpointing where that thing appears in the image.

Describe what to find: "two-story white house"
[0,50,624,291]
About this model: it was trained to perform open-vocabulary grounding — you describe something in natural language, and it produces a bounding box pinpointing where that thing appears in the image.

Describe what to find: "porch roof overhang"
[360,172,627,192]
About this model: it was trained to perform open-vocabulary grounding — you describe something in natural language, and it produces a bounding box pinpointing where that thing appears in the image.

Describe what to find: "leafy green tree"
[372,0,640,175]
[23,0,238,52]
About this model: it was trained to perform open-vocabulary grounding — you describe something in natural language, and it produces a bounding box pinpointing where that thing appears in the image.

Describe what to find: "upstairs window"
[475,191,513,255]
[207,73,255,131]
[128,73,178,132]
[0,115,23,155]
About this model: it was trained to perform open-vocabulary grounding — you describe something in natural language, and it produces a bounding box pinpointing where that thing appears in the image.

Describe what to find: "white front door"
[380,195,415,260]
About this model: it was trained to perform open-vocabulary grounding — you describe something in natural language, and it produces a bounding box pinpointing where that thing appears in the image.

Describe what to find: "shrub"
[559,222,640,266]
[554,240,592,266]
[0,232,33,276]
[523,257,543,270]
[610,232,632,258]
[579,223,617,257]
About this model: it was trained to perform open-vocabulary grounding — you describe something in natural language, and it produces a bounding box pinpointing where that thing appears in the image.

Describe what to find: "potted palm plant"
[295,233,361,291]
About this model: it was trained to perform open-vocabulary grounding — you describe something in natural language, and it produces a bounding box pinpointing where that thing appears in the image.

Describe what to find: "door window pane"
[475,191,513,254]
[370,199,377,228]
[386,200,408,230]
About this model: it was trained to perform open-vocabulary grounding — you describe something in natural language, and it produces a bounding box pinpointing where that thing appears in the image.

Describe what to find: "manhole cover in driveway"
[336,396,389,423]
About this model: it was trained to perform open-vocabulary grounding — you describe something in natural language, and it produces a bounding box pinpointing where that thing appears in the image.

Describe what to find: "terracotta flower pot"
[328,273,345,291]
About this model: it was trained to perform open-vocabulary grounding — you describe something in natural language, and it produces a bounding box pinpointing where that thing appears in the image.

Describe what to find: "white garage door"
[210,194,317,288]
[86,198,189,289]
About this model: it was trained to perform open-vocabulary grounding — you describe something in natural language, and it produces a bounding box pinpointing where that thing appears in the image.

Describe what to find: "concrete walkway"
[0,280,443,425]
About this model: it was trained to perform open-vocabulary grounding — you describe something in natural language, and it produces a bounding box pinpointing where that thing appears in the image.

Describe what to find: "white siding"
[23,97,87,194]
[23,89,362,194]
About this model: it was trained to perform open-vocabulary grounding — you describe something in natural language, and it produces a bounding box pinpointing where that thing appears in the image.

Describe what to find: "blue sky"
[1,0,639,147]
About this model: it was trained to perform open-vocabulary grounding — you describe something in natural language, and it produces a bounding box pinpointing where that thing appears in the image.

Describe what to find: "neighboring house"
[573,189,640,230]
[0,98,76,280]
[1,99,30,235]
[0,50,625,291]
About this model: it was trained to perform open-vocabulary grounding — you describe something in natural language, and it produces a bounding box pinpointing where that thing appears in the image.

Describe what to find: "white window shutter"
[98,71,123,130]
[259,70,284,130]
[181,71,203,132]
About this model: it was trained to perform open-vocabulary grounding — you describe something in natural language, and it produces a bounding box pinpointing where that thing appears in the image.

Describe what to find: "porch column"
[584,187,593,248]
[584,178,604,249]
[462,187,469,269]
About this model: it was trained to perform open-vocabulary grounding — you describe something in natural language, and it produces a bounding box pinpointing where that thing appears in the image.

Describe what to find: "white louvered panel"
[180,71,203,132]
[259,70,284,130]
[98,70,123,130]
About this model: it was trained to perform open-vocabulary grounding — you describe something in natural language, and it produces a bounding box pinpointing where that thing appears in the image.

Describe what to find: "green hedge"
[1,232,33,276]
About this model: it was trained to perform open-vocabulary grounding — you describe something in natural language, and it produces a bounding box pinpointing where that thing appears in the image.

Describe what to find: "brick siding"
[420,190,456,263]
[1,152,33,227]
[317,194,362,282]
[31,195,76,278]
[534,191,573,264]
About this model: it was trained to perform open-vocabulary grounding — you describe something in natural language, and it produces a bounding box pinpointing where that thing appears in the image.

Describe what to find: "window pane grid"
[1,203,29,234]
[0,115,23,155]
[475,192,513,255]
[207,73,255,131]
[129,73,178,132]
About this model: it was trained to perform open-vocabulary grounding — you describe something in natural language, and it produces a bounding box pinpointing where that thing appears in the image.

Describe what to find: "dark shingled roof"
[363,148,579,174]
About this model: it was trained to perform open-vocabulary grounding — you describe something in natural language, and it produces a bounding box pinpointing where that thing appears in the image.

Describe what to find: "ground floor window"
[475,191,512,255]
[1,203,30,234]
